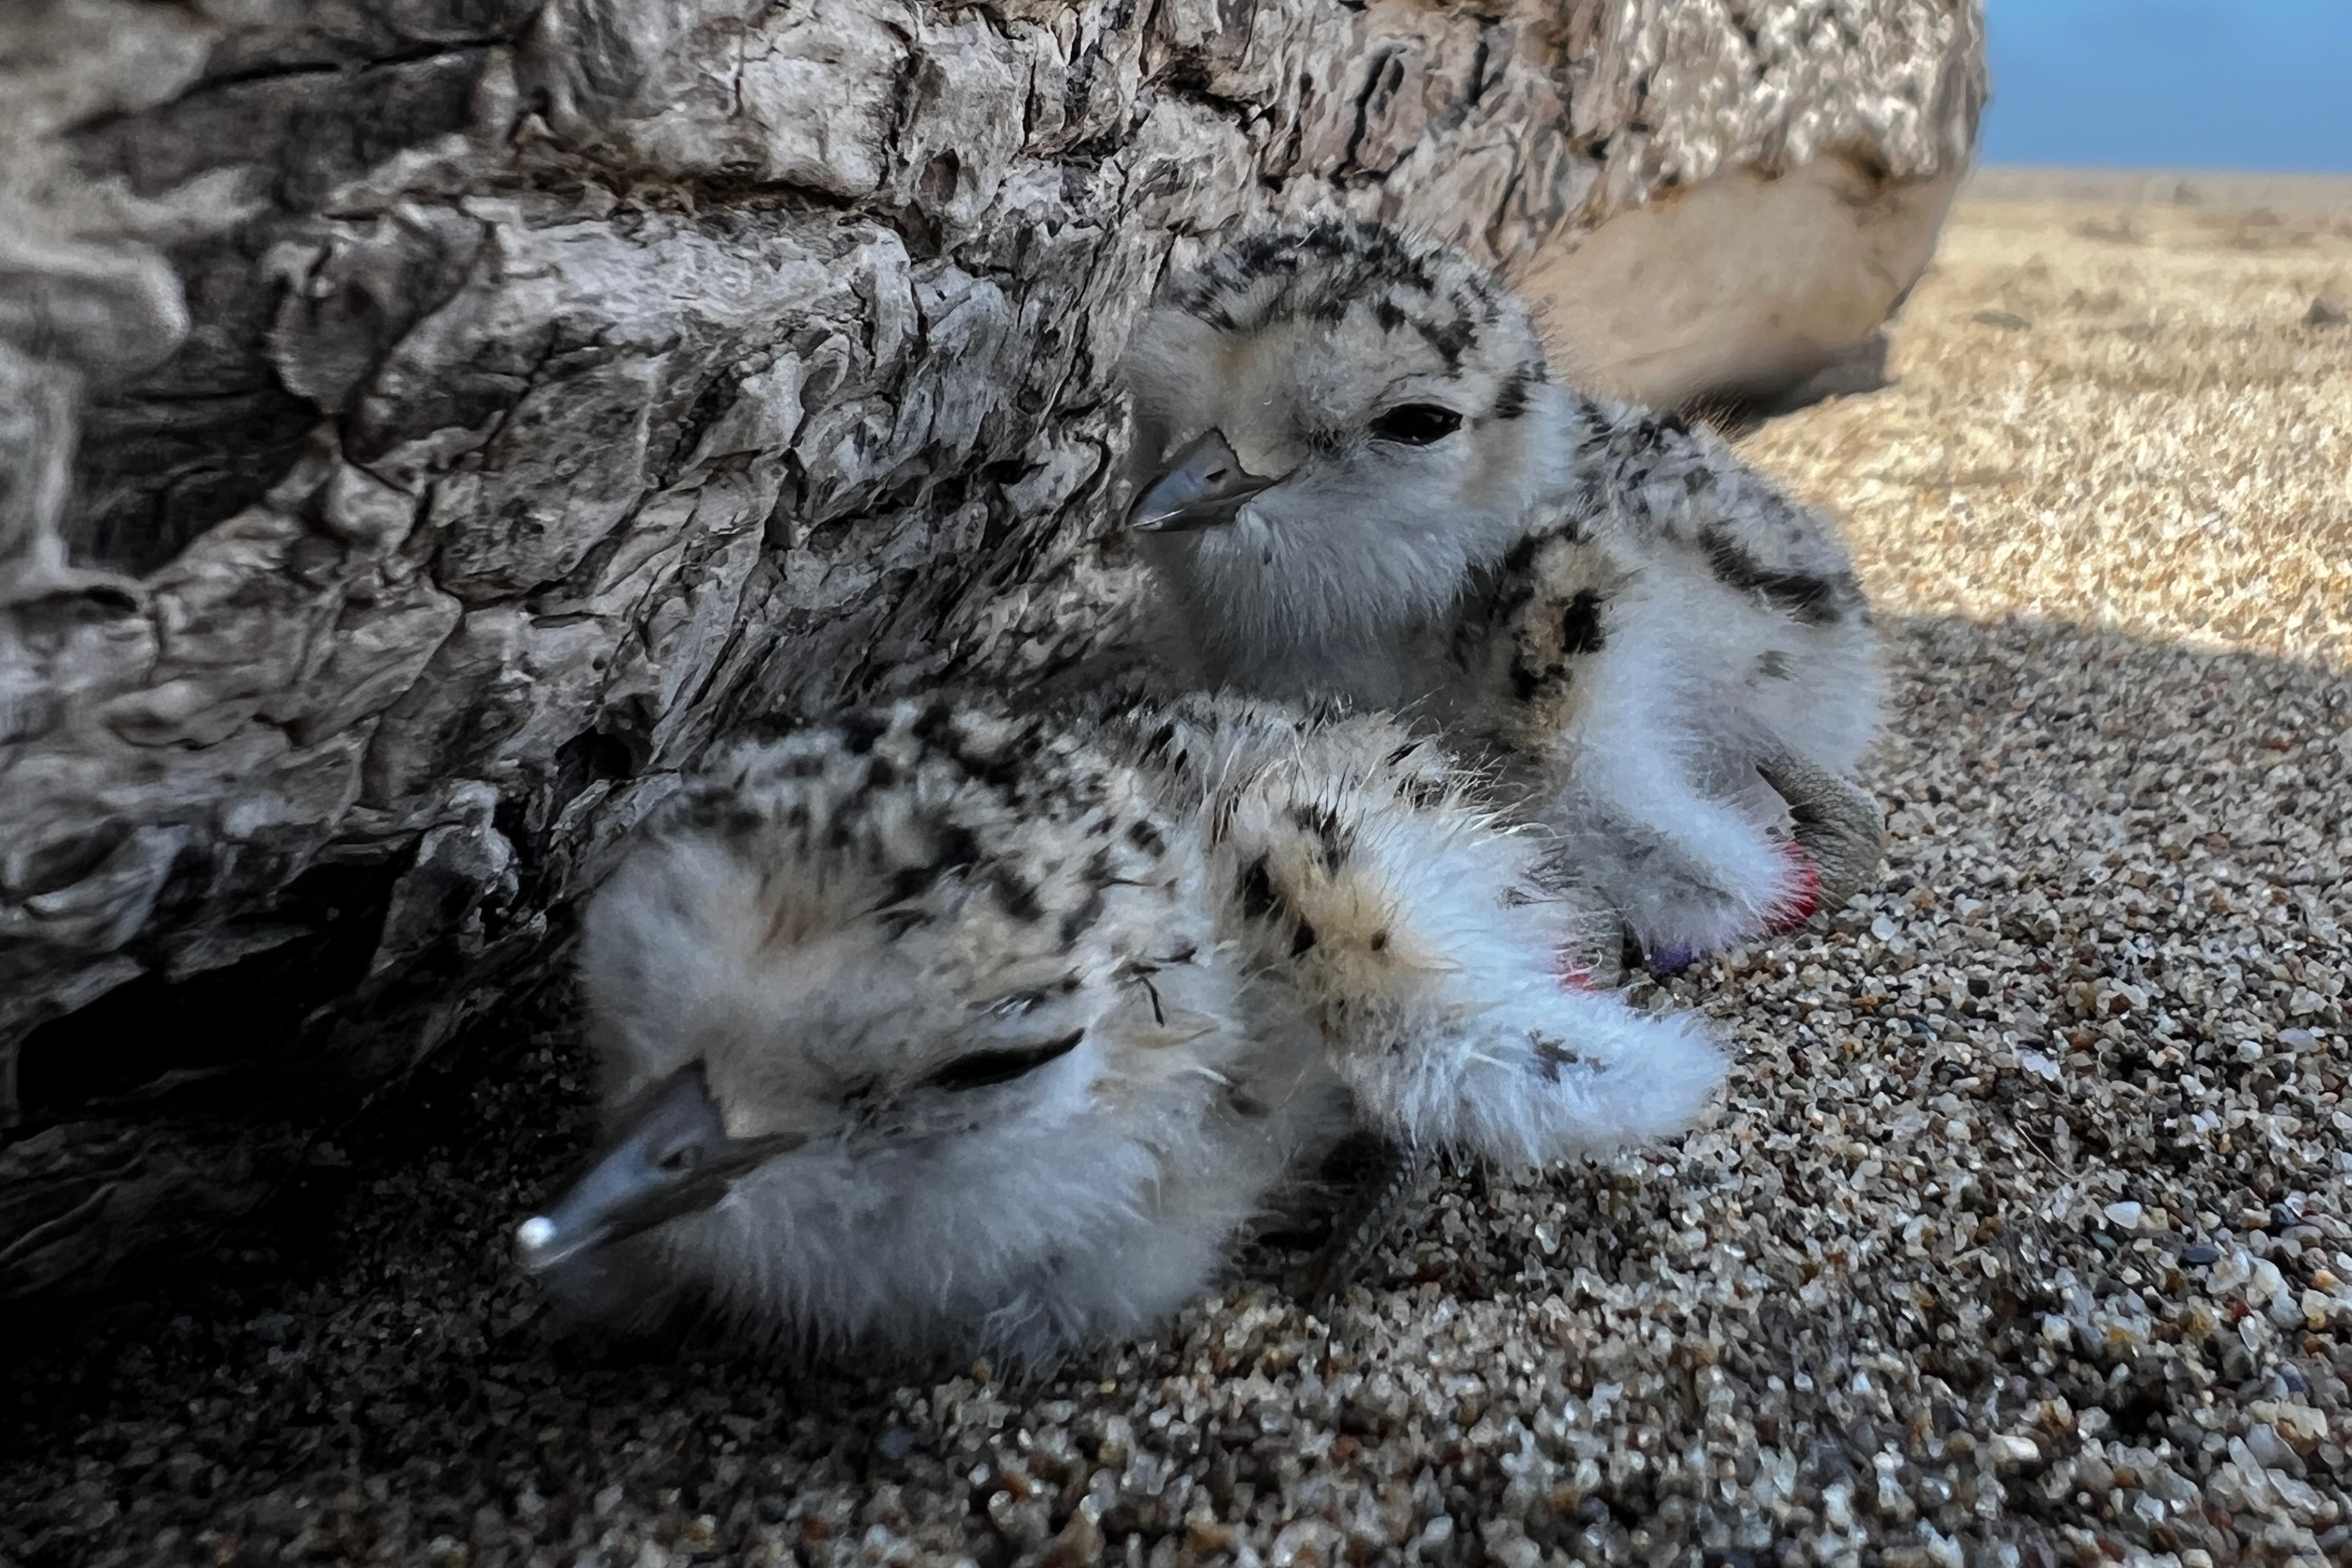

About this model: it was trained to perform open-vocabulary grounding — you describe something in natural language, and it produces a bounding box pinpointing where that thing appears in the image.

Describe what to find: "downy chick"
[1122,220,1885,968]
[515,692,1722,1366]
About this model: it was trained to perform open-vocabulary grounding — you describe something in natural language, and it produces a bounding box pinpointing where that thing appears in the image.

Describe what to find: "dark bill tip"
[1128,427,1280,533]
[514,1062,805,1274]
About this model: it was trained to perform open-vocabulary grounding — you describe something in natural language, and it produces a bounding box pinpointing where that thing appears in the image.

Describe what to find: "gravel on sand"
[5,177,2350,1568]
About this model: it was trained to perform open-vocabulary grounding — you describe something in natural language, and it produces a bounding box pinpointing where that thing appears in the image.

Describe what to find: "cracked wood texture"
[0,0,1983,1309]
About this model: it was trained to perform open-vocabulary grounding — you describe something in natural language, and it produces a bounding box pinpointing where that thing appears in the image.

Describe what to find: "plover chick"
[515,691,1722,1365]
[1121,219,1885,968]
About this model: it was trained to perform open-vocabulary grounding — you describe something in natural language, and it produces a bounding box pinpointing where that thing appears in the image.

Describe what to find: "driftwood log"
[0,0,1984,1308]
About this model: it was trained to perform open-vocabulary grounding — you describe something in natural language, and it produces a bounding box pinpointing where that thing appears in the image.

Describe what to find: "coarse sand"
[4,175,2350,1568]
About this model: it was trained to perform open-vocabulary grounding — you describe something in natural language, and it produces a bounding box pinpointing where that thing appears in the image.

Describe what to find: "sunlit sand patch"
[1745,171,2352,668]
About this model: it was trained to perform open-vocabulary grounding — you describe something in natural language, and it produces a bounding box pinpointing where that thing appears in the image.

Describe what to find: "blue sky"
[1983,1,2352,171]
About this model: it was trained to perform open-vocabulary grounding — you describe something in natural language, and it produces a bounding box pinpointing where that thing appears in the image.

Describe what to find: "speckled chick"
[515,692,1723,1367]
[1122,219,1887,968]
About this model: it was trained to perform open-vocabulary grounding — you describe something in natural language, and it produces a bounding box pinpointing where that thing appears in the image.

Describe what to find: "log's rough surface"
[0,0,1984,1306]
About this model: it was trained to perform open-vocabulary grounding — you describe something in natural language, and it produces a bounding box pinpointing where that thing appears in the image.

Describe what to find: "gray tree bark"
[0,0,1984,1308]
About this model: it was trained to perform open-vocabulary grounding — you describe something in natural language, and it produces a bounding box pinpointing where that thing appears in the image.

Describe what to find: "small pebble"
[1989,1435,2042,1470]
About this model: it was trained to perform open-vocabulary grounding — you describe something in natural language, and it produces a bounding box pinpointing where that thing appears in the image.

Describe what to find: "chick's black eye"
[922,1029,1084,1092]
[1367,403,1462,445]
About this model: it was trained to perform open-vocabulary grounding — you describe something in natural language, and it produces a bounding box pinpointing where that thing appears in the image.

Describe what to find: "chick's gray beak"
[514,1062,805,1275]
[1129,428,1279,533]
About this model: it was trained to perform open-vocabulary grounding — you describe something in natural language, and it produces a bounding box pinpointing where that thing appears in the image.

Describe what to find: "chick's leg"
[1755,744,1885,919]
[1300,1135,1429,1307]
[1548,713,1818,969]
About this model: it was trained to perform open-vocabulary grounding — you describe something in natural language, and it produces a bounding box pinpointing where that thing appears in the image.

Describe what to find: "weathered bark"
[0,0,1984,1307]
